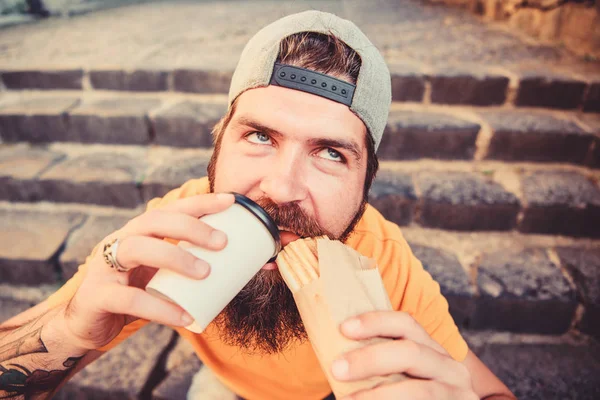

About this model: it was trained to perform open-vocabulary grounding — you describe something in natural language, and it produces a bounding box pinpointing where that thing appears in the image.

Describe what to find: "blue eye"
[318,148,343,162]
[247,132,271,144]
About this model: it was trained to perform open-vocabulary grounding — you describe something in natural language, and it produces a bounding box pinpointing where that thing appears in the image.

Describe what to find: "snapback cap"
[228,10,391,150]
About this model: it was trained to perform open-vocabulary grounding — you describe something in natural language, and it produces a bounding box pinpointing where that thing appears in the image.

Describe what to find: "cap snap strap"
[269,63,355,107]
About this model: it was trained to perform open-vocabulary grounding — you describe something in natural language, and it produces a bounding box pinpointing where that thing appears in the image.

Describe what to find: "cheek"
[213,146,264,194]
[308,174,363,234]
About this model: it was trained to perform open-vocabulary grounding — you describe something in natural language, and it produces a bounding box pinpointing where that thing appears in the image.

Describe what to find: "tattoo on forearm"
[0,328,47,364]
[0,356,83,399]
[0,310,83,399]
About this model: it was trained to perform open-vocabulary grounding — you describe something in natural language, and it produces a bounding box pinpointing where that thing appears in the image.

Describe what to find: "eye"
[317,148,344,163]
[246,131,272,145]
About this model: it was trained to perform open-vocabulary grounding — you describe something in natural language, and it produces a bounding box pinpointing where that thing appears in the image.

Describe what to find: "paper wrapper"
[277,237,408,398]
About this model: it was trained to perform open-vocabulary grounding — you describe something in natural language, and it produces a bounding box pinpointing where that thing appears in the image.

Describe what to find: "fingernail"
[342,318,362,334]
[331,359,349,380]
[210,230,227,247]
[194,259,210,278]
[181,312,194,325]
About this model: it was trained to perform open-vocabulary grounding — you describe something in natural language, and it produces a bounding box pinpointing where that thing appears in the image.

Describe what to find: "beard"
[207,144,367,354]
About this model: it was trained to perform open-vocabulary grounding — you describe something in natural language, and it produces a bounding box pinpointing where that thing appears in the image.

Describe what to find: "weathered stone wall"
[428,0,600,59]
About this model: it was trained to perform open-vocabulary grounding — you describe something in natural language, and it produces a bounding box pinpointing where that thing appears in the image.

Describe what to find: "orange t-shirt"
[47,177,468,400]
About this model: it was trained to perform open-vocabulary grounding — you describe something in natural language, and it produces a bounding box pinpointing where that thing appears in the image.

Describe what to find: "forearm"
[0,306,89,399]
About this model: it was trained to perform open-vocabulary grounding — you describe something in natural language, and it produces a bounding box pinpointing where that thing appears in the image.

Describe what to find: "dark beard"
[213,197,330,354]
[208,149,367,354]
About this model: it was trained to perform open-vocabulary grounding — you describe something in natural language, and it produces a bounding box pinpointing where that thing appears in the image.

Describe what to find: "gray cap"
[228,10,391,150]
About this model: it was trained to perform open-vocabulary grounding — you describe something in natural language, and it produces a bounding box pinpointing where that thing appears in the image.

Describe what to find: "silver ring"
[103,238,129,273]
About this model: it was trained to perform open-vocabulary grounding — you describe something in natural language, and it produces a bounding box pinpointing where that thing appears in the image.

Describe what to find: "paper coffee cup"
[145,193,281,333]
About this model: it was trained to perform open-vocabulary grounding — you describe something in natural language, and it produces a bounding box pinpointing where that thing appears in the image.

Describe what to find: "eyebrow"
[234,115,363,163]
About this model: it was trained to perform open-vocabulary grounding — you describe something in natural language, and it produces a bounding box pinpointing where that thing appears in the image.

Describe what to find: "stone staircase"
[0,0,599,399]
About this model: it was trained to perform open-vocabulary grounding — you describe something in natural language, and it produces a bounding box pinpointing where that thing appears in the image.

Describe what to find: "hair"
[208,31,379,202]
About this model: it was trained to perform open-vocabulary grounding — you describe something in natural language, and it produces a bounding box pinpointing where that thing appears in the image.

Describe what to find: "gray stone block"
[141,155,210,202]
[0,69,83,90]
[38,152,148,207]
[368,171,417,226]
[56,323,175,400]
[90,69,169,91]
[151,101,226,147]
[165,337,196,372]
[0,210,84,285]
[389,63,426,102]
[557,247,600,339]
[415,172,520,231]
[0,285,54,323]
[583,82,600,112]
[152,354,202,400]
[173,69,232,94]
[483,110,594,164]
[519,171,600,238]
[68,98,161,144]
[0,145,65,202]
[473,248,577,334]
[59,215,135,279]
[410,244,475,327]
[588,136,600,169]
[379,110,480,160]
[477,343,600,400]
[0,97,80,143]
[516,72,587,110]
[430,69,509,106]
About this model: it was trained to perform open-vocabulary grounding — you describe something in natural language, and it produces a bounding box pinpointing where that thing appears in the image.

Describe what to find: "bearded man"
[0,11,515,400]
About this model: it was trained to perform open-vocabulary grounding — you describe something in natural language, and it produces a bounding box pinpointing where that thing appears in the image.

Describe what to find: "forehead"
[230,85,367,144]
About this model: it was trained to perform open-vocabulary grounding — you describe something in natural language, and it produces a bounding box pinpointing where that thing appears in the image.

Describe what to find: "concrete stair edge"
[0,64,598,112]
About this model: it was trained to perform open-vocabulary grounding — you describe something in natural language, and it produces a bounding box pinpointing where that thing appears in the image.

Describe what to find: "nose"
[259,148,308,205]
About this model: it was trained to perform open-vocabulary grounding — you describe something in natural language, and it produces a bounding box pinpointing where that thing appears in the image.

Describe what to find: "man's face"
[213,85,368,238]
[208,85,369,353]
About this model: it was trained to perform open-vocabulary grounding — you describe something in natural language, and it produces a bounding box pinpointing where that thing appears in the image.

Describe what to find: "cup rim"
[231,192,282,258]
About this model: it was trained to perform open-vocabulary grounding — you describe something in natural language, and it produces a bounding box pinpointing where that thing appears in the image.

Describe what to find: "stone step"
[1,202,599,338]
[0,91,598,167]
[1,64,599,116]
[156,331,600,400]
[4,280,598,400]
[1,141,598,237]
[462,331,600,400]
[0,0,597,110]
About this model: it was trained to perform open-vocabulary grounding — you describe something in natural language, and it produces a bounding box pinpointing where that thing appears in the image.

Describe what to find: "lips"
[279,230,301,247]
[261,230,301,270]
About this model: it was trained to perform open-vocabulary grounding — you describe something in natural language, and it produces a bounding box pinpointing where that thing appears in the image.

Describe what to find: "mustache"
[253,197,332,239]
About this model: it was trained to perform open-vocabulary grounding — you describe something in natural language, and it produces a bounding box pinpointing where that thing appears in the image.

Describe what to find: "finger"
[158,192,235,217]
[125,210,229,250]
[117,236,210,279]
[344,380,478,400]
[98,284,194,327]
[340,311,447,355]
[333,339,470,387]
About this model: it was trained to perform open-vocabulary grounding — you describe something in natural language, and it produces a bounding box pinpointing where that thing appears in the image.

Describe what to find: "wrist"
[45,305,93,355]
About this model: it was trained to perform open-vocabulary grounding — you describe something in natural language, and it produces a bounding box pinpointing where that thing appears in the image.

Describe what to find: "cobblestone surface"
[520,171,600,237]
[473,248,577,334]
[415,171,521,231]
[0,209,84,284]
[59,214,135,279]
[55,323,175,400]
[380,110,480,160]
[557,247,600,339]
[477,341,600,400]
[409,243,475,327]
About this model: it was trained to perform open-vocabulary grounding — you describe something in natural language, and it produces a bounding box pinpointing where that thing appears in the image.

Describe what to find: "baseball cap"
[228,10,392,150]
